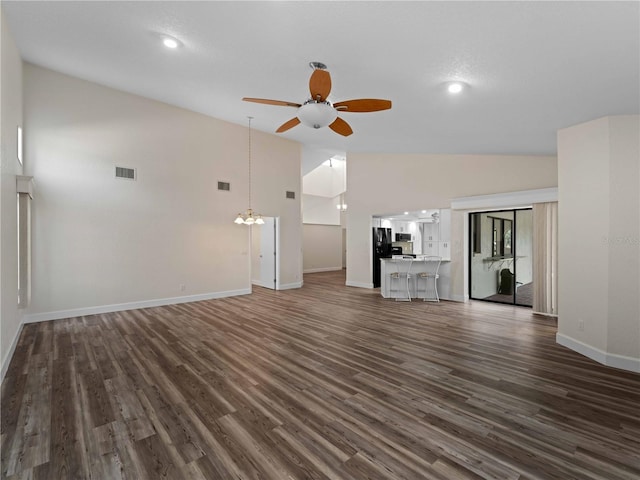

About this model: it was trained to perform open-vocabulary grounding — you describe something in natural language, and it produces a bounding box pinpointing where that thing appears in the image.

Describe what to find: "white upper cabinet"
[422,221,439,241]
[419,208,451,260]
[391,220,417,241]
[439,209,452,260]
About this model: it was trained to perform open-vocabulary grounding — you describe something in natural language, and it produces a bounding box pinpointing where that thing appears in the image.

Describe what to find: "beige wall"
[607,116,640,362]
[346,153,558,298]
[250,131,302,288]
[303,224,342,273]
[558,115,639,370]
[1,11,24,377]
[22,64,301,319]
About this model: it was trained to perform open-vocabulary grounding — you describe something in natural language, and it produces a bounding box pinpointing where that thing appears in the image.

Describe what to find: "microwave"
[395,233,412,241]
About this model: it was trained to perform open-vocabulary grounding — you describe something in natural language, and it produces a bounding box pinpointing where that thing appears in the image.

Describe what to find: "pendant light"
[336,192,347,211]
[234,116,264,225]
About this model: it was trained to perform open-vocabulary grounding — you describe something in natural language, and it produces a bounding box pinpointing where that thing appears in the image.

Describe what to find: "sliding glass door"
[469,208,533,307]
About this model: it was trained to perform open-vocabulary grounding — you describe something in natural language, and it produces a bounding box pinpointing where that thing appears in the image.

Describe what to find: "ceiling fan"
[242,62,392,137]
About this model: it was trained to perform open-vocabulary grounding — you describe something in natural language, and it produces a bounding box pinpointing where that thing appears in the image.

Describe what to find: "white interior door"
[251,217,278,290]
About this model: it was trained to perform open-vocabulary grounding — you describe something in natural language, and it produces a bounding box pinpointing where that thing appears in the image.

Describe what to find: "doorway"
[251,217,279,290]
[469,209,533,306]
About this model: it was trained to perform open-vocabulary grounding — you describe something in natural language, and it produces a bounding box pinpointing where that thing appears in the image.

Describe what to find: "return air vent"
[115,166,136,180]
[286,191,296,199]
[217,181,231,191]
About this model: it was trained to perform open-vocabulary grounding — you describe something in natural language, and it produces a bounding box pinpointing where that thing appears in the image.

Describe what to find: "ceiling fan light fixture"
[298,101,337,129]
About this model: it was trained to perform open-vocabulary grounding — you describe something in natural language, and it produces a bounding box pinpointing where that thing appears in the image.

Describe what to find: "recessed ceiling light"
[421,210,427,214]
[447,82,467,94]
[404,211,409,215]
[162,36,180,49]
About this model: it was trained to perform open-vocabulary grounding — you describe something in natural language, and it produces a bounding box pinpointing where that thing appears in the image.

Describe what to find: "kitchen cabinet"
[421,221,439,242]
[391,220,416,241]
[423,240,439,256]
[439,209,451,261]
[419,209,451,260]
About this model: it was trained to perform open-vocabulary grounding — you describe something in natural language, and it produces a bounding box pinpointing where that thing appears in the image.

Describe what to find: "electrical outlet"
[180,284,186,292]
[578,320,584,331]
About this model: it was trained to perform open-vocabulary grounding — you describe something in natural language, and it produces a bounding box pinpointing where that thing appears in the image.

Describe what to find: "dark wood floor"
[2,270,639,479]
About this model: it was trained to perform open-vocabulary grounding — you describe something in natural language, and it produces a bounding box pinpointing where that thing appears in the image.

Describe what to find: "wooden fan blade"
[309,69,332,101]
[276,117,301,133]
[329,117,353,137]
[242,97,301,108]
[333,99,392,112]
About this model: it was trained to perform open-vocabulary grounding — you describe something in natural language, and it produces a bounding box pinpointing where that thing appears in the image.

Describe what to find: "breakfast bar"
[380,256,450,301]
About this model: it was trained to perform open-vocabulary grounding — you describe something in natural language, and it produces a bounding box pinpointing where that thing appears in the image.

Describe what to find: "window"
[17,126,23,165]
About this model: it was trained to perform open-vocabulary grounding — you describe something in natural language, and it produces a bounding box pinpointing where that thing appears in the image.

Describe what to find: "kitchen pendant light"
[234,117,264,226]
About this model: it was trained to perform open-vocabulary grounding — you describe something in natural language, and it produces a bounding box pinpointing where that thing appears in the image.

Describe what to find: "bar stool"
[416,256,441,302]
[389,258,412,301]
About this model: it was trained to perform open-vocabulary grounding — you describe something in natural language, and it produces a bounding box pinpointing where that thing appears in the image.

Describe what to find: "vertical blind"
[533,202,558,315]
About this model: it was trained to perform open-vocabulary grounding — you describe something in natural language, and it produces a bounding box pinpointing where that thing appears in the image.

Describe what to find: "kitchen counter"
[380,257,451,300]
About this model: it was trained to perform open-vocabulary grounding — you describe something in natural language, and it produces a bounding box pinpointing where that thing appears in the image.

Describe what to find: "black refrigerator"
[372,227,392,288]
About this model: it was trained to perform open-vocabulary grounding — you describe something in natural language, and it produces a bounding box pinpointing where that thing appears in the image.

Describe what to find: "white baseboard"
[303,267,342,274]
[346,281,374,289]
[1,322,24,383]
[277,282,303,290]
[556,333,640,373]
[252,280,275,289]
[22,288,252,324]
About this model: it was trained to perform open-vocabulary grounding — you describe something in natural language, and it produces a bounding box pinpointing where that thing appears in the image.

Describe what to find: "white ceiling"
[4,1,639,156]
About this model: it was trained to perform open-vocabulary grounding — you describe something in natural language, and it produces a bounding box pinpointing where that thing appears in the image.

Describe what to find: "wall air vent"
[115,166,136,180]
[217,181,231,191]
[286,191,296,199]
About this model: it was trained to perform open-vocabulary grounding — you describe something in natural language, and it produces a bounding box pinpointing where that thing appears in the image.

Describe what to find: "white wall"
[22,64,302,320]
[346,153,558,297]
[302,160,346,198]
[303,224,342,273]
[302,194,341,225]
[1,11,24,378]
[558,115,639,371]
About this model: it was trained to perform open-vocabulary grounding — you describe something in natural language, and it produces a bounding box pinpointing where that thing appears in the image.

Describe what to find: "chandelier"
[234,116,264,225]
